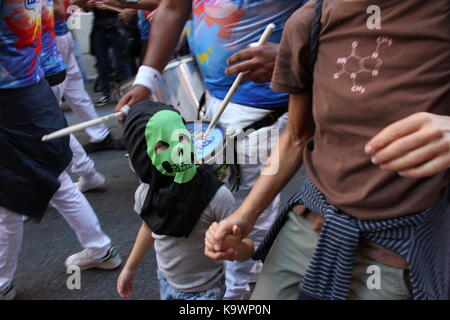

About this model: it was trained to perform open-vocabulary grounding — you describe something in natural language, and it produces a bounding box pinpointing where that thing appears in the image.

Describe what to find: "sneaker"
[65,247,122,271]
[95,95,111,107]
[83,134,125,153]
[75,172,106,192]
[0,284,16,300]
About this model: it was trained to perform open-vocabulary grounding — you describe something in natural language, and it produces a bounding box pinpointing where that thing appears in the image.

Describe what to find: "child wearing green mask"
[117,100,252,299]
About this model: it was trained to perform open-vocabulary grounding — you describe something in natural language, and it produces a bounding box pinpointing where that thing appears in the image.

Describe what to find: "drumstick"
[204,23,276,138]
[42,105,130,142]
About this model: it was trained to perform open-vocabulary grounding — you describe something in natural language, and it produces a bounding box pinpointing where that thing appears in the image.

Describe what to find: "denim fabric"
[157,269,225,300]
[91,19,132,96]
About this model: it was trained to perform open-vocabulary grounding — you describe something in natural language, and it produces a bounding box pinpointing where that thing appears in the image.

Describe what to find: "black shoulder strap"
[309,0,324,77]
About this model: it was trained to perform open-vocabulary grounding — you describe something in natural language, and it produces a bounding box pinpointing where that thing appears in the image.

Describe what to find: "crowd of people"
[0,0,449,301]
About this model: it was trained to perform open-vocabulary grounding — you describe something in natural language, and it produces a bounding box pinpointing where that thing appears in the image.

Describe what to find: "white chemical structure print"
[333,36,393,94]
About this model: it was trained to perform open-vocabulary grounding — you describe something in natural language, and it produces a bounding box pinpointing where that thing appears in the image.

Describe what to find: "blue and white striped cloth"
[254,174,450,300]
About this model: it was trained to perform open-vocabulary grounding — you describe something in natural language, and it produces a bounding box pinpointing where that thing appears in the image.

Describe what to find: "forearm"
[53,0,66,20]
[70,0,86,7]
[124,222,154,270]
[141,0,191,72]
[115,0,160,10]
[236,94,314,227]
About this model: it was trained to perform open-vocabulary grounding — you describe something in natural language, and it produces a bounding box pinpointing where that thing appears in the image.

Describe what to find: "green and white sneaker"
[65,247,122,271]
[0,284,16,300]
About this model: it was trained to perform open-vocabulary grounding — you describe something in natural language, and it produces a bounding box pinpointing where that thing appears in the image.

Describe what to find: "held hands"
[366,112,450,178]
[225,42,279,83]
[117,267,137,298]
[204,218,254,262]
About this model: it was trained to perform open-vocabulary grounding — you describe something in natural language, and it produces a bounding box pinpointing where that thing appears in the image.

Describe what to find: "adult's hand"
[225,42,279,83]
[365,112,450,178]
[204,212,255,261]
[115,85,151,113]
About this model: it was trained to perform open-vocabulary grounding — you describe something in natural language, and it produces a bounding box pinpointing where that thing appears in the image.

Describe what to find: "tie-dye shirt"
[54,0,69,36]
[187,0,306,109]
[137,10,150,41]
[0,0,43,89]
[40,0,65,77]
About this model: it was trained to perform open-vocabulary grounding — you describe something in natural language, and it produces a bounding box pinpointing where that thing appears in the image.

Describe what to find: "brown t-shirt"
[272,0,450,220]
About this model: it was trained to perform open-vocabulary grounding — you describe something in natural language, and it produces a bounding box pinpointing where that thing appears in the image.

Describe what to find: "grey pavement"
[13,81,306,300]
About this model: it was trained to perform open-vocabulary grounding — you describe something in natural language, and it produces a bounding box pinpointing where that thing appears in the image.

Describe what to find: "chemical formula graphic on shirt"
[333,37,392,94]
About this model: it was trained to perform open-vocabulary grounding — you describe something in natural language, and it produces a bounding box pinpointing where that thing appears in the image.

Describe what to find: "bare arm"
[124,222,154,270]
[117,222,154,298]
[141,0,191,71]
[53,0,66,20]
[205,93,314,259]
[99,0,160,10]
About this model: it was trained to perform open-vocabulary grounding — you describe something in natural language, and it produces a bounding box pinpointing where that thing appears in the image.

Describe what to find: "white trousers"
[0,172,111,291]
[50,82,96,178]
[55,32,109,143]
[203,93,287,299]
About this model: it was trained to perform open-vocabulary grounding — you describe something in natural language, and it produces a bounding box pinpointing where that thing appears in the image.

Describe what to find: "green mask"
[145,110,196,184]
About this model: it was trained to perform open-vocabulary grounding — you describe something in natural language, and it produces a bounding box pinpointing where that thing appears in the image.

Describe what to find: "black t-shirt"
[93,8,118,20]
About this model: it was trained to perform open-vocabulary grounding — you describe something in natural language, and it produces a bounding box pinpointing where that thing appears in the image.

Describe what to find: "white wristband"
[133,65,162,93]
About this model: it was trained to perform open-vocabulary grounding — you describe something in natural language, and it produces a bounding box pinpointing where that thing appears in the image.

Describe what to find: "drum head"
[186,121,225,164]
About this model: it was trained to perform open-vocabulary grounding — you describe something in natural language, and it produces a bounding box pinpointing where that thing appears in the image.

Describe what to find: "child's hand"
[205,224,253,262]
[117,267,136,298]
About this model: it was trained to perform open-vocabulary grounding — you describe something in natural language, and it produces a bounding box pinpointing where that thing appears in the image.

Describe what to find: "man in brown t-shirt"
[205,0,450,299]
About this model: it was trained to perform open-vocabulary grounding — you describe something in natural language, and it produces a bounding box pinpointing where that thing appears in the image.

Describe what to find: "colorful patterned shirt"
[40,0,65,77]
[0,0,43,89]
[187,0,306,109]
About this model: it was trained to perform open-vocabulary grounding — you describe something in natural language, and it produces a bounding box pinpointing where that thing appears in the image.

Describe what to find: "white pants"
[0,172,111,291]
[68,134,96,178]
[204,93,287,299]
[51,82,96,178]
[55,32,109,143]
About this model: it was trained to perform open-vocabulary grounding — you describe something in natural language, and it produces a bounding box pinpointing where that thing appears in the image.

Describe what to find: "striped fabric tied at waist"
[254,175,450,300]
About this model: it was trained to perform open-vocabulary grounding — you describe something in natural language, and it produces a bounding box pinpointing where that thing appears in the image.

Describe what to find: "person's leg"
[348,254,412,300]
[252,211,318,300]
[50,84,105,191]
[110,25,132,83]
[91,25,111,98]
[252,210,413,300]
[203,93,286,299]
[49,172,119,269]
[71,33,89,84]
[69,135,106,192]
[0,207,23,299]
[224,163,280,299]
[56,33,109,143]
[62,53,110,143]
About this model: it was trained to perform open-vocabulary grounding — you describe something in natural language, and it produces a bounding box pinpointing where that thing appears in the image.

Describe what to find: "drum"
[153,55,207,122]
[112,56,206,122]
[186,120,239,190]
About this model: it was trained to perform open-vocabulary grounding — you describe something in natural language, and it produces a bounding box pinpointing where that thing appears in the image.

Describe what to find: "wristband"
[133,65,162,93]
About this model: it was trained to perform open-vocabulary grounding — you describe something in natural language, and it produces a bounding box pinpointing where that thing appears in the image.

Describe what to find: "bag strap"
[242,106,288,133]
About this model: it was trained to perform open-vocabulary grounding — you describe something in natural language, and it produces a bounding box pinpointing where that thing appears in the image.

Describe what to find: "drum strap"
[225,106,287,192]
[242,106,288,133]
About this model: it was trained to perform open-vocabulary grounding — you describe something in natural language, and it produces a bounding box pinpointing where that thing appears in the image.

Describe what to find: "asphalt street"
[13,86,306,300]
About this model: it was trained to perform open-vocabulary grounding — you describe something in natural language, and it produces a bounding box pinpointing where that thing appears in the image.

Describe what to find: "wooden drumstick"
[204,23,276,138]
[42,105,130,142]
